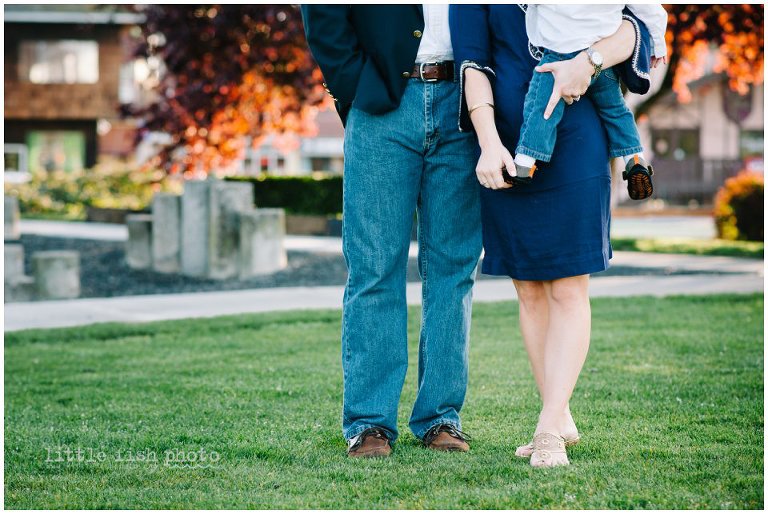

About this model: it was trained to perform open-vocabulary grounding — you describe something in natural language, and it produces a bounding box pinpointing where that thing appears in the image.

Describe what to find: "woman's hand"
[534,51,594,119]
[476,139,516,190]
[463,68,515,190]
[533,17,639,120]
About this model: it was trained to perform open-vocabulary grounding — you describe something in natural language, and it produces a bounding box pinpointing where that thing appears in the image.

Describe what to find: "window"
[4,144,31,183]
[26,131,86,173]
[652,128,700,160]
[740,130,764,159]
[119,57,161,104]
[18,40,98,84]
[310,157,332,172]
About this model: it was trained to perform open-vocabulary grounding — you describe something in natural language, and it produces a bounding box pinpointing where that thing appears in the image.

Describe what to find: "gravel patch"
[12,235,735,300]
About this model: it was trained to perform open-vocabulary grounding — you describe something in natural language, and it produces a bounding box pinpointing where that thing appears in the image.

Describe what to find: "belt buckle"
[419,62,439,82]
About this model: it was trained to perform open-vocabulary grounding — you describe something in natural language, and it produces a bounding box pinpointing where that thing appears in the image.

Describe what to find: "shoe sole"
[427,445,469,452]
[627,173,653,200]
[348,449,391,458]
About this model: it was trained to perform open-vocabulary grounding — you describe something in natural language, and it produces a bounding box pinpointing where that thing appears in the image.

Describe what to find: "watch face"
[591,50,604,67]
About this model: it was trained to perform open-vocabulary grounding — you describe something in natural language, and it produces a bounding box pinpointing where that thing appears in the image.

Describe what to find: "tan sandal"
[530,432,569,468]
[515,432,580,458]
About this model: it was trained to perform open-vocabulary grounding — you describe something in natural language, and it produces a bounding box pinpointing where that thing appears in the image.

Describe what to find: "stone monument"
[5,195,20,240]
[127,178,287,280]
[32,251,81,300]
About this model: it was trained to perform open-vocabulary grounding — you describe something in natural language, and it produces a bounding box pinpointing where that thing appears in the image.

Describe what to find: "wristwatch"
[585,47,604,79]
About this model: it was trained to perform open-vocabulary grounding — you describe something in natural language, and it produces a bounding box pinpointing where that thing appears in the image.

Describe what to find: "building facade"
[4,5,148,180]
[6,6,761,205]
[627,63,763,204]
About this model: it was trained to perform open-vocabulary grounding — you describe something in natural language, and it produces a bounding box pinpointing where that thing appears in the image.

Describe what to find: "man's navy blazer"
[300,5,426,125]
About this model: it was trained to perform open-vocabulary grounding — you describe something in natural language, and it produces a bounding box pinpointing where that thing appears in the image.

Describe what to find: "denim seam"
[423,83,430,151]
[609,145,644,159]
[418,203,429,397]
[419,418,461,441]
[516,70,544,160]
[340,173,352,428]
[345,424,395,445]
[515,144,552,162]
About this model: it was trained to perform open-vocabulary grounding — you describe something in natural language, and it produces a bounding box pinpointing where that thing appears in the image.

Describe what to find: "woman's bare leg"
[534,274,591,450]
[514,279,580,457]
[513,279,549,392]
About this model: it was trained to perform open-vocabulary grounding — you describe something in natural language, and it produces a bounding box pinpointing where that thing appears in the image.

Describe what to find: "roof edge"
[4,10,146,25]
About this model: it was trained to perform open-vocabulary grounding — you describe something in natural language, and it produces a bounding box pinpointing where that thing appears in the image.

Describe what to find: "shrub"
[6,168,343,220]
[226,174,343,216]
[713,171,764,241]
[4,163,181,220]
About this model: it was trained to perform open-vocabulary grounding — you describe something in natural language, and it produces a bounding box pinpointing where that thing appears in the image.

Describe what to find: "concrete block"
[239,208,288,278]
[31,250,80,300]
[4,243,35,302]
[125,214,153,270]
[151,193,181,273]
[5,243,25,281]
[4,275,35,303]
[207,180,254,280]
[5,196,20,240]
[180,180,210,277]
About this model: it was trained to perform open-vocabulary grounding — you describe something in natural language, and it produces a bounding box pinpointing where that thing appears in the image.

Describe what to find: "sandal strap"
[532,432,567,454]
[524,432,579,447]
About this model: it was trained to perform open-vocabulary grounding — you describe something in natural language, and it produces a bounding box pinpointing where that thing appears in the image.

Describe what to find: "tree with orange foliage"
[635,4,763,117]
[120,5,330,176]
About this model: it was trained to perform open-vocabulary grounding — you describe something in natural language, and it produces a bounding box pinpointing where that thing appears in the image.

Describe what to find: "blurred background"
[2,4,764,305]
[3,7,763,509]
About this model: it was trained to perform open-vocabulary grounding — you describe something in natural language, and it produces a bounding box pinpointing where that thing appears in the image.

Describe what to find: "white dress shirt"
[526,4,667,58]
[415,4,454,63]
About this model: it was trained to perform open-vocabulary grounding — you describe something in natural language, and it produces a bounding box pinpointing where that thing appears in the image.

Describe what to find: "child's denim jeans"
[516,48,644,162]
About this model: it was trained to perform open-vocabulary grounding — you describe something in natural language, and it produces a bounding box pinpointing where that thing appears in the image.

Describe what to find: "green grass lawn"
[611,237,764,259]
[5,294,763,509]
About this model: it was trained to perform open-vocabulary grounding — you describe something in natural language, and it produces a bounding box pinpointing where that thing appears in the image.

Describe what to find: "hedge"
[713,171,764,242]
[5,164,179,220]
[226,174,343,216]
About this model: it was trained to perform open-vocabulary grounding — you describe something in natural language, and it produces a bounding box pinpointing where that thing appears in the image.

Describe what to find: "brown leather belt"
[409,61,455,82]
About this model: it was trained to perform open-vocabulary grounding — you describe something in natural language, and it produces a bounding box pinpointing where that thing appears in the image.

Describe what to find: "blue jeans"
[516,49,644,162]
[341,79,482,443]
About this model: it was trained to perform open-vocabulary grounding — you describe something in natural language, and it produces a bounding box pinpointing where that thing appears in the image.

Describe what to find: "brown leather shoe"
[422,424,471,452]
[347,427,392,458]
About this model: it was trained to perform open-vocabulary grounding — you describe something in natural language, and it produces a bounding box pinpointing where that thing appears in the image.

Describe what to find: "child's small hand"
[651,55,667,69]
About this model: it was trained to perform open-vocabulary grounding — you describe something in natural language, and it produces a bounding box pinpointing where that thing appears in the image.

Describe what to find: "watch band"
[586,48,603,79]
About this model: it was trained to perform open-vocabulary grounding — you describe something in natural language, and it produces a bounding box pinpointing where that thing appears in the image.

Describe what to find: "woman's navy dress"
[450,5,651,281]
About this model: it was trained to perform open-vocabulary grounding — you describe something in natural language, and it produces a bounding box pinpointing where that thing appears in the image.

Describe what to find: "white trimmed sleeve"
[626,4,668,58]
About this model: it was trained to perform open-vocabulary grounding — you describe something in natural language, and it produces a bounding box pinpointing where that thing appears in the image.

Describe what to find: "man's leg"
[341,83,424,444]
[408,80,483,440]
